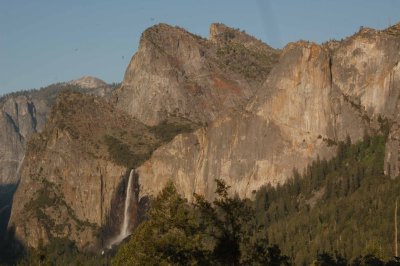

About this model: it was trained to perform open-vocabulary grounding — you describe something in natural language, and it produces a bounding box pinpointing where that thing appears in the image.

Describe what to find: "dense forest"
[1,134,400,265]
[254,134,399,265]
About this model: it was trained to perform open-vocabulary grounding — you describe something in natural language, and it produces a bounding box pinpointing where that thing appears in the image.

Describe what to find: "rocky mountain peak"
[209,23,258,43]
[68,76,108,89]
[114,23,280,126]
[7,21,400,254]
[383,22,400,36]
[209,23,279,54]
[210,23,240,41]
[141,23,206,44]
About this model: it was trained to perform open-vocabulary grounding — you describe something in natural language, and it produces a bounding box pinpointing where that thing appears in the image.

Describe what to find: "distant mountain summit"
[68,76,109,89]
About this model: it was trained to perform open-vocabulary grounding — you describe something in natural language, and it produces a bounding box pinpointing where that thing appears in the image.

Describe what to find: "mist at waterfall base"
[108,169,135,248]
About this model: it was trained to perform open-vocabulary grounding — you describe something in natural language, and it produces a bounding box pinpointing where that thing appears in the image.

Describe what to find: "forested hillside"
[254,134,399,265]
[3,134,400,265]
[110,134,400,265]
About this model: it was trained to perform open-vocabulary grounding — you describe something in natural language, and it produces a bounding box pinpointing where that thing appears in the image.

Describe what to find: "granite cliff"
[8,23,280,250]
[9,92,134,248]
[0,78,113,243]
[133,24,400,200]
[114,23,280,125]
[0,77,113,185]
[8,91,199,249]
[7,23,400,251]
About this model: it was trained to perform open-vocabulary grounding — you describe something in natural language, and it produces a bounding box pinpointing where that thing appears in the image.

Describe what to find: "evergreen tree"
[194,179,289,265]
[113,181,207,266]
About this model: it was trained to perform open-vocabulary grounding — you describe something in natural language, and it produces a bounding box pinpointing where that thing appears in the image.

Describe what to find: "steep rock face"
[114,23,280,125]
[8,91,192,249]
[8,23,400,250]
[331,25,400,177]
[8,93,133,248]
[0,112,24,185]
[0,95,49,184]
[10,134,127,249]
[137,25,400,200]
[137,41,371,200]
[332,27,400,118]
[0,78,113,185]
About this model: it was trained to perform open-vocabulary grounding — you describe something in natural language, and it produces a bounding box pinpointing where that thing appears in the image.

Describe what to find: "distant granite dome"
[68,76,108,89]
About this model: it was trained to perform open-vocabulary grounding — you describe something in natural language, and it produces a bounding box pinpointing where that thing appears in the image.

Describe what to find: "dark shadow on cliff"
[0,184,17,241]
[0,226,26,265]
[0,185,26,264]
[97,169,141,250]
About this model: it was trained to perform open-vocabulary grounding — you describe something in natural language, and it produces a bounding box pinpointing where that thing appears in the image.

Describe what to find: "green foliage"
[17,238,107,266]
[0,82,120,108]
[194,179,290,265]
[104,116,199,168]
[113,180,290,265]
[148,116,199,143]
[23,179,95,240]
[313,252,347,266]
[216,42,278,81]
[24,180,60,211]
[13,132,398,265]
[254,135,399,264]
[104,135,142,168]
[113,181,208,265]
[313,252,400,266]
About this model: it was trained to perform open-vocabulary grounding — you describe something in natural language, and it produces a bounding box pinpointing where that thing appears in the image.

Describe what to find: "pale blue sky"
[1,0,399,94]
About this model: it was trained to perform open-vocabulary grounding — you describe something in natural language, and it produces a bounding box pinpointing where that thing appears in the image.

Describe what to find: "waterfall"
[108,169,135,247]
[120,169,134,237]
[15,155,25,180]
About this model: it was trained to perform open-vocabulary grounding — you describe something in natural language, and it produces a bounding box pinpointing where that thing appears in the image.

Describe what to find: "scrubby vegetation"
[0,82,119,108]
[104,135,142,168]
[23,178,96,243]
[216,42,279,82]
[148,115,200,143]
[104,116,200,168]
[46,92,200,169]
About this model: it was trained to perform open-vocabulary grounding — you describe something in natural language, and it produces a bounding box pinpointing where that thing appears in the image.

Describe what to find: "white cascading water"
[108,169,134,247]
[16,155,25,179]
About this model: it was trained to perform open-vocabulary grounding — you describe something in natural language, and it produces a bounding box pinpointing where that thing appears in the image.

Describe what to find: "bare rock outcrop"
[136,24,400,200]
[136,41,371,200]
[68,76,109,89]
[114,23,280,125]
[331,25,400,176]
[0,95,49,184]
[8,93,133,248]
[8,23,400,250]
[8,91,189,249]
[0,78,113,185]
